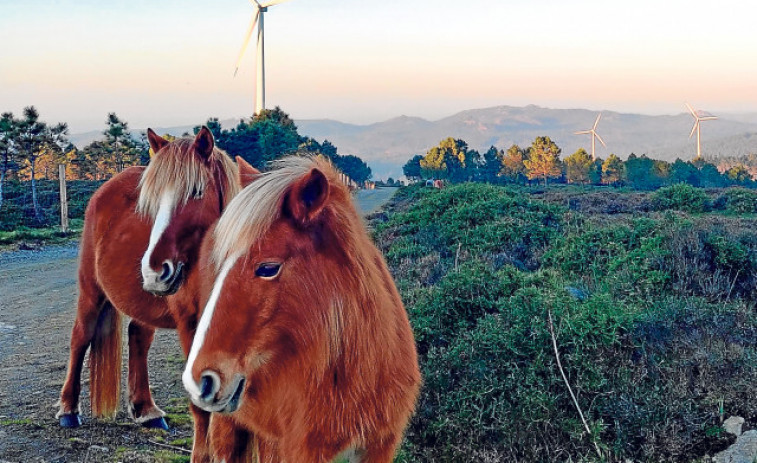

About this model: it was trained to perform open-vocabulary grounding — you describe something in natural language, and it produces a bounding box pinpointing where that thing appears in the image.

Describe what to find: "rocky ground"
[0,241,196,463]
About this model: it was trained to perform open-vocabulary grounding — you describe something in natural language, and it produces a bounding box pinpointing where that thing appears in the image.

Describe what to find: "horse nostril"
[159,261,174,282]
[199,371,219,402]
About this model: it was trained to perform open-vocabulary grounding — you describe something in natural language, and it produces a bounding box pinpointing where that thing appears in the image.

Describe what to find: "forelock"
[211,156,319,270]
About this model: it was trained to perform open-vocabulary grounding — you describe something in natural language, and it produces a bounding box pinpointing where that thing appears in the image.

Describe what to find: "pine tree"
[480,146,502,183]
[601,154,625,185]
[403,155,424,182]
[0,112,17,211]
[420,138,473,182]
[524,136,562,185]
[14,107,68,221]
[500,144,527,183]
[564,148,594,184]
[103,113,138,172]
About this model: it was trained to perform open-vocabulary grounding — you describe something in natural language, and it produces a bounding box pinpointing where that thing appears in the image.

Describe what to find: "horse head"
[138,127,255,295]
[181,156,358,412]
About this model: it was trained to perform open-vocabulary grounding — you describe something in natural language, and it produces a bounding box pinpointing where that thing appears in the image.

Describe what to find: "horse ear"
[193,126,215,162]
[147,129,169,154]
[236,156,260,188]
[285,168,330,226]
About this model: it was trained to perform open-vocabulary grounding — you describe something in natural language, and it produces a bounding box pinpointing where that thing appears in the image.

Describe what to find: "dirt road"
[0,188,397,463]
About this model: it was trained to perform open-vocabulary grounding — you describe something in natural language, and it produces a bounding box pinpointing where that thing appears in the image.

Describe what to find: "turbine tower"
[574,113,606,160]
[686,103,717,160]
[234,0,292,116]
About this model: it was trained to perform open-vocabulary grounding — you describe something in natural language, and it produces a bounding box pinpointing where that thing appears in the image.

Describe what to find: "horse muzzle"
[185,371,246,414]
[142,260,184,296]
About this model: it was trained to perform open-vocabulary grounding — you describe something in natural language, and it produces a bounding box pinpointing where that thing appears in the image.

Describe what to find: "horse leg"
[57,282,105,428]
[126,320,167,429]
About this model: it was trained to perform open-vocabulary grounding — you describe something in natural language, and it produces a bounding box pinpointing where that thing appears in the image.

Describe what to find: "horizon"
[60,102,757,137]
[3,1,757,134]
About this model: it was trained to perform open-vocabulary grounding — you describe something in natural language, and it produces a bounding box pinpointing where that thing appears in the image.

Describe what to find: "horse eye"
[255,262,282,279]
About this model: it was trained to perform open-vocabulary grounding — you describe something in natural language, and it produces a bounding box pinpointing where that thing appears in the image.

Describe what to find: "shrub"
[369,183,757,462]
[722,187,757,213]
[409,261,524,356]
[651,183,709,213]
[375,183,564,272]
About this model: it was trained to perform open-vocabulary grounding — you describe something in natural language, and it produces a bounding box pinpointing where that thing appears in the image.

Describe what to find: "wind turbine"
[686,103,717,160]
[574,113,606,160]
[234,0,292,116]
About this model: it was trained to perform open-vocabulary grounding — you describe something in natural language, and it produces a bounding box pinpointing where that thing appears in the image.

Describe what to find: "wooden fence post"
[59,164,69,233]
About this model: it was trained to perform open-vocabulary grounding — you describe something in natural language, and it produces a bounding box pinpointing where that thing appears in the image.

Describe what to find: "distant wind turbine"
[234,0,292,116]
[574,113,606,160]
[686,103,717,160]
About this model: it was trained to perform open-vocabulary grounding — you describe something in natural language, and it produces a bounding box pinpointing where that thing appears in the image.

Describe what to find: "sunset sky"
[2,0,756,133]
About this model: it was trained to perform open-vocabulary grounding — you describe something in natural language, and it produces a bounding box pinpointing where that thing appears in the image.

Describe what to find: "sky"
[2,0,757,134]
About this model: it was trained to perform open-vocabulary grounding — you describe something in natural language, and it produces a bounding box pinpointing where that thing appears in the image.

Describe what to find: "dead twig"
[148,439,192,454]
[725,268,741,302]
[547,308,603,459]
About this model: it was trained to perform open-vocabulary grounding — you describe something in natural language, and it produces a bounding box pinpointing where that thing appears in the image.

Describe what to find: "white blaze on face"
[182,255,239,398]
[141,191,175,283]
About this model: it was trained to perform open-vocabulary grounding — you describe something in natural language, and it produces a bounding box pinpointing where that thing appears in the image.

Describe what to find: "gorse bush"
[721,187,757,213]
[371,182,757,462]
[374,183,564,273]
[651,183,710,212]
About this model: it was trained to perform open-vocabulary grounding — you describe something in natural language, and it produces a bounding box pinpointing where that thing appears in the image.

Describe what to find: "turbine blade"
[261,0,292,6]
[593,113,602,130]
[699,116,718,121]
[575,130,591,135]
[689,121,698,138]
[250,0,263,7]
[234,9,260,76]
[594,132,607,148]
[685,102,697,118]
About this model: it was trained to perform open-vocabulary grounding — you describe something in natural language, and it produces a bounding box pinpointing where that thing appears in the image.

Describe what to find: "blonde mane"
[212,156,332,269]
[136,138,240,218]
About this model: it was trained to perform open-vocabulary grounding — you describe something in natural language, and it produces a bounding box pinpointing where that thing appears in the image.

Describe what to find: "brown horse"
[57,128,257,460]
[183,156,421,462]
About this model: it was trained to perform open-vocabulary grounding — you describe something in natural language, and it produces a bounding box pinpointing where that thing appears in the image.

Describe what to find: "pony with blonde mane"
[183,156,420,462]
[57,128,258,461]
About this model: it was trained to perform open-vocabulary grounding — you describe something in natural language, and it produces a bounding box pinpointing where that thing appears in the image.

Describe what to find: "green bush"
[722,187,757,213]
[409,281,642,462]
[409,261,524,355]
[651,183,709,213]
[375,183,564,273]
[369,183,757,462]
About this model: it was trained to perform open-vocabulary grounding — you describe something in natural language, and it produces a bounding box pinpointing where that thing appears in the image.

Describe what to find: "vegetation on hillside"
[405,136,757,191]
[0,106,371,232]
[371,183,757,462]
[193,107,372,184]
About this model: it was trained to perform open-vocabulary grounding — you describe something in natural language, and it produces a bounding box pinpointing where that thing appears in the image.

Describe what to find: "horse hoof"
[141,417,169,430]
[59,413,82,428]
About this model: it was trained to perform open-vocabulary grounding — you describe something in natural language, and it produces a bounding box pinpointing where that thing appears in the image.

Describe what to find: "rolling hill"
[296,105,757,178]
[70,106,757,180]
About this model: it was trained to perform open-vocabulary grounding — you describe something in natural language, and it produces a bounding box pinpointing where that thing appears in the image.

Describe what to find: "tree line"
[0,106,371,224]
[193,107,372,184]
[403,136,756,189]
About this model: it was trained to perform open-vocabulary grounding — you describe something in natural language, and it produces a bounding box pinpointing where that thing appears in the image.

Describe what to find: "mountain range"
[70,105,757,180]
